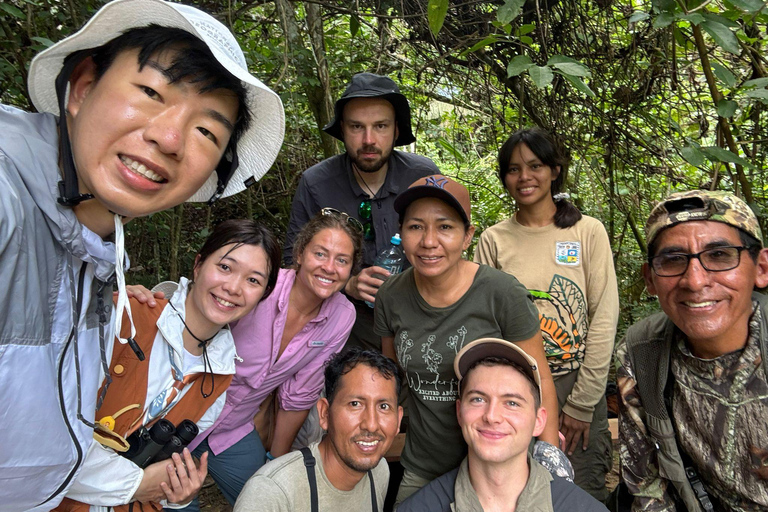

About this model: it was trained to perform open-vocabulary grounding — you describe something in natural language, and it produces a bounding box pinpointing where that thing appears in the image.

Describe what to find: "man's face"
[66,48,239,218]
[340,98,398,174]
[643,221,768,356]
[457,364,546,465]
[318,363,403,474]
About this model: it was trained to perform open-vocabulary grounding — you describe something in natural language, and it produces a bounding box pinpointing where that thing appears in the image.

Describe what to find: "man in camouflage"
[616,190,768,511]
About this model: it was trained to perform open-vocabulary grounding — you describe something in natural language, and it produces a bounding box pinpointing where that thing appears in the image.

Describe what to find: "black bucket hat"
[323,72,415,146]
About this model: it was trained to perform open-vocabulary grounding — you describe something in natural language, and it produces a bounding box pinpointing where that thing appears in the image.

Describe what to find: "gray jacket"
[0,104,117,511]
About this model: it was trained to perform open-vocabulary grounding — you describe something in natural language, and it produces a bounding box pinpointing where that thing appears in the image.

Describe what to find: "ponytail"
[553,193,582,228]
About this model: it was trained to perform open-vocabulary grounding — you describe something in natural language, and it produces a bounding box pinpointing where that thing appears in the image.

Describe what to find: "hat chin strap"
[55,50,95,207]
[207,143,239,205]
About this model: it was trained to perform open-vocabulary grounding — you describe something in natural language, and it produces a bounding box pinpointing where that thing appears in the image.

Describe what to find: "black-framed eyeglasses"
[320,207,365,234]
[357,200,375,241]
[649,245,748,277]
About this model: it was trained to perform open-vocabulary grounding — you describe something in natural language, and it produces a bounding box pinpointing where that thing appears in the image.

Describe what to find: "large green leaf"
[462,36,498,56]
[507,55,533,77]
[529,66,554,88]
[497,0,526,25]
[726,0,766,12]
[701,20,741,54]
[744,78,768,88]
[350,14,360,37]
[0,3,25,18]
[681,146,705,167]
[717,99,737,118]
[547,55,591,77]
[653,12,675,28]
[562,73,596,97]
[628,11,650,23]
[711,62,738,88]
[745,89,768,102]
[428,0,449,37]
[702,146,756,169]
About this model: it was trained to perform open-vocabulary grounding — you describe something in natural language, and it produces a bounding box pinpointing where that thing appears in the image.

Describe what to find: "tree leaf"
[520,35,534,45]
[0,3,25,18]
[726,0,766,13]
[349,14,360,37]
[548,55,591,77]
[529,65,554,88]
[744,89,768,101]
[628,11,650,23]
[653,12,675,28]
[743,78,768,88]
[681,146,705,166]
[702,146,756,169]
[462,36,498,56]
[562,74,596,97]
[701,20,741,54]
[680,13,705,25]
[517,23,536,36]
[497,0,526,25]
[716,99,737,118]
[507,55,533,77]
[711,62,738,88]
[428,0,449,37]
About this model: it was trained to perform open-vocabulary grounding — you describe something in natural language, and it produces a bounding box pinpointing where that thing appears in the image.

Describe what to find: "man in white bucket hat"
[0,1,284,510]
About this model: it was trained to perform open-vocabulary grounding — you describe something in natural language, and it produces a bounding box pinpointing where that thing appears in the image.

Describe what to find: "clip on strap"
[301,446,377,512]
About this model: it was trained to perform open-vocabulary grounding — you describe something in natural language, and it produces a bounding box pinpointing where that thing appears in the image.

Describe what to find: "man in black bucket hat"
[284,72,438,353]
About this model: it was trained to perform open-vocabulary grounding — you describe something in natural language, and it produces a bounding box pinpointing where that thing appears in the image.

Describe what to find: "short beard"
[348,143,394,174]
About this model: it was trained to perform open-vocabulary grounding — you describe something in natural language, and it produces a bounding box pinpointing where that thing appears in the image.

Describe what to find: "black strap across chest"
[300,446,377,512]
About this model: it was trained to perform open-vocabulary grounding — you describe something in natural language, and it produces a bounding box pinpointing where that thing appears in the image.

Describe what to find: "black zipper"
[39,262,88,506]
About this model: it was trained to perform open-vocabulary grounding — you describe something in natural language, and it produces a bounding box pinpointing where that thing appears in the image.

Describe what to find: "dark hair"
[89,25,251,146]
[647,226,763,264]
[324,347,403,405]
[195,219,281,300]
[460,356,541,410]
[292,211,364,274]
[498,127,582,229]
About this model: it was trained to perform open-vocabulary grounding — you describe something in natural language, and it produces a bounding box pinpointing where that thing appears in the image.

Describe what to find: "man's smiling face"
[644,221,768,357]
[66,48,238,218]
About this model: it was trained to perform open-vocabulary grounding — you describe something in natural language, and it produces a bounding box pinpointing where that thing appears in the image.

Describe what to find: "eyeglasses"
[649,245,748,277]
[358,200,375,241]
[320,207,364,234]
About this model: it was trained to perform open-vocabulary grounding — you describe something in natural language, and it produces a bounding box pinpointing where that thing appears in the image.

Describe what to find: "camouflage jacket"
[616,297,768,512]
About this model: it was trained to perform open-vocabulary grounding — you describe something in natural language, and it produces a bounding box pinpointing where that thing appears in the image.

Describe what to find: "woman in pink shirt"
[183,209,362,509]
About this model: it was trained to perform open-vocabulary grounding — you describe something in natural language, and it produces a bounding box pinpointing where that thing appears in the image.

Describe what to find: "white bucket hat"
[28,0,285,202]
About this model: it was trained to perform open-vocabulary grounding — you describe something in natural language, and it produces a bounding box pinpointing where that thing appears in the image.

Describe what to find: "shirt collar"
[453,455,554,512]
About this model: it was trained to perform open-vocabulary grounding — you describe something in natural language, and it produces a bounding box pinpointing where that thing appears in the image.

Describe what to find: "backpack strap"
[301,446,378,512]
[301,447,319,512]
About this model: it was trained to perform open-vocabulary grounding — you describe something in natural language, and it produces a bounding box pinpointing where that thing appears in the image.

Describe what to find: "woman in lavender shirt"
[149,210,362,510]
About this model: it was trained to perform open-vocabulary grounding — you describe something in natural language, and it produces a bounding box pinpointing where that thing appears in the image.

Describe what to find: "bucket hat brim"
[28,0,285,202]
[322,73,416,147]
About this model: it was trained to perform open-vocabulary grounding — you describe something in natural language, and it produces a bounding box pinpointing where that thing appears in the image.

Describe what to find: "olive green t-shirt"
[374,264,540,480]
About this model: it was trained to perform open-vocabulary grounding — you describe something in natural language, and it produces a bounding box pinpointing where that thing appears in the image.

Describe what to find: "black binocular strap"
[300,447,377,512]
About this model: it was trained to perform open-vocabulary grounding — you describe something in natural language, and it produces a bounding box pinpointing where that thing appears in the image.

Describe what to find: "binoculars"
[122,419,199,468]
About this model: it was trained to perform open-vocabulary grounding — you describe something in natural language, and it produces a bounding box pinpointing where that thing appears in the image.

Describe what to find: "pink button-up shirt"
[191,268,355,455]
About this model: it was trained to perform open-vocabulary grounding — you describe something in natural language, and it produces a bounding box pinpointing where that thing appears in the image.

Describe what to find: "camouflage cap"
[646,190,763,248]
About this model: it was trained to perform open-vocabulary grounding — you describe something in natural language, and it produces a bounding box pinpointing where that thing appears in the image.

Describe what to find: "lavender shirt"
[191,268,355,455]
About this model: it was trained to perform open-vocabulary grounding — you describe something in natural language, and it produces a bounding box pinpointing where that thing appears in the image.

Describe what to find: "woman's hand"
[132,449,207,504]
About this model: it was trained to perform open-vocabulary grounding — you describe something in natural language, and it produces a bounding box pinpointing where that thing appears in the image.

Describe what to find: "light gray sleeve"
[234,476,292,512]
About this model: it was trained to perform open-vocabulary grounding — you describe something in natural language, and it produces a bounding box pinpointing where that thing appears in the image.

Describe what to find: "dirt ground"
[197,441,621,512]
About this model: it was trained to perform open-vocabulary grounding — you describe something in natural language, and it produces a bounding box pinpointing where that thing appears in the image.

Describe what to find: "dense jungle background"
[2,0,767,338]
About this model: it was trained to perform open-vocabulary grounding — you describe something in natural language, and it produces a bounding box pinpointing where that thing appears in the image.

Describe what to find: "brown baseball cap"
[454,338,542,403]
[394,175,472,225]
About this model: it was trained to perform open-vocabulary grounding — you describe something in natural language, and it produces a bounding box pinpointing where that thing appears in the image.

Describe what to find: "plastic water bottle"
[366,233,404,308]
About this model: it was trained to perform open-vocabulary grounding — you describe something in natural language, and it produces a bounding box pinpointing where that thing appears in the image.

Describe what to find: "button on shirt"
[191,268,355,455]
